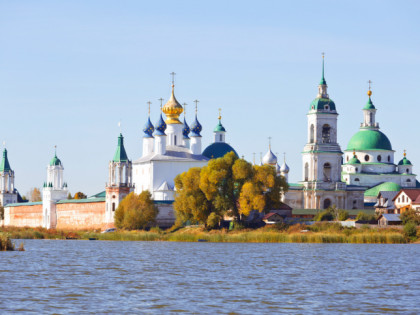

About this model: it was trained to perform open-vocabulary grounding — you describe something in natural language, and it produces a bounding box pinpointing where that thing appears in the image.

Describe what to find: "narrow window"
[322,125,331,143]
[310,125,314,143]
[174,135,177,145]
[388,155,391,162]
[220,134,222,142]
[377,155,382,162]
[304,163,309,181]
[406,168,410,174]
[112,203,116,211]
[323,163,331,182]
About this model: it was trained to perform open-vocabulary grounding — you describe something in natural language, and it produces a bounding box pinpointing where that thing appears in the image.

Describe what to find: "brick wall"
[5,204,43,227]
[56,201,106,230]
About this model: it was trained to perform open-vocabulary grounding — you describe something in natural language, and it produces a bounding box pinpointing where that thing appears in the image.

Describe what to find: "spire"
[0,148,12,172]
[50,146,62,166]
[364,80,375,110]
[113,134,129,162]
[316,53,329,99]
[320,52,327,85]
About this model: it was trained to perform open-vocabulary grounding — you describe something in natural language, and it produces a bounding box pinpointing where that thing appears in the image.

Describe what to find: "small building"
[378,214,402,226]
[392,189,420,213]
[374,191,399,215]
[262,212,284,224]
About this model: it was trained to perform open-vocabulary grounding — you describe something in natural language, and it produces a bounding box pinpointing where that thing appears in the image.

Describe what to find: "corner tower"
[105,133,134,223]
[0,148,17,206]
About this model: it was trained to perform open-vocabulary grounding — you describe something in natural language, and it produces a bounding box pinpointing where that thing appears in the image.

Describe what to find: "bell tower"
[105,133,134,223]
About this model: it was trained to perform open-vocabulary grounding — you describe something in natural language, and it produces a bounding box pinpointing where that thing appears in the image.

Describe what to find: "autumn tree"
[74,192,87,199]
[174,152,288,226]
[114,191,158,230]
[28,188,42,202]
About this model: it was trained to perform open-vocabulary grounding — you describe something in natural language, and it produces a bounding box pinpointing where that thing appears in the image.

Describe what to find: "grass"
[0,232,25,251]
[0,223,415,244]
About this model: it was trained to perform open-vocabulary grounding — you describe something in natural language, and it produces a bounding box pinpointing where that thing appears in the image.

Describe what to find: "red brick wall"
[6,204,43,227]
[56,201,106,230]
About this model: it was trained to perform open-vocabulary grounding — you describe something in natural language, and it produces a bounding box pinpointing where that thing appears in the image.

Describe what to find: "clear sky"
[1,0,419,197]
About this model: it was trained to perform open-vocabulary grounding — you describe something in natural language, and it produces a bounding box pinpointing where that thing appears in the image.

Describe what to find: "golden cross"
[218,108,221,120]
[194,100,199,114]
[268,137,272,149]
[283,152,286,162]
[183,103,187,116]
[170,72,176,85]
[158,98,164,111]
[322,52,325,59]
[404,149,406,157]
[147,101,152,115]
[368,80,372,90]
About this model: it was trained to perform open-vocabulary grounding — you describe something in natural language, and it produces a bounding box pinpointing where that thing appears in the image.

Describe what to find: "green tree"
[174,152,288,226]
[314,209,334,221]
[114,191,158,230]
[403,222,418,240]
[400,208,420,225]
[74,192,87,199]
[337,209,349,221]
[206,212,221,229]
[356,211,377,222]
[67,192,73,200]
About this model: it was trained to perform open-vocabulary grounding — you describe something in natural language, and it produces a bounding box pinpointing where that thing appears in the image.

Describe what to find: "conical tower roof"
[0,149,12,172]
[113,133,129,162]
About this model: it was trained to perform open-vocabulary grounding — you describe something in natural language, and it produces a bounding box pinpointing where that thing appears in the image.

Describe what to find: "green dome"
[398,157,412,166]
[214,120,226,132]
[309,98,336,111]
[347,156,361,165]
[50,154,62,166]
[364,182,401,197]
[347,129,392,151]
[363,98,375,110]
[202,142,238,159]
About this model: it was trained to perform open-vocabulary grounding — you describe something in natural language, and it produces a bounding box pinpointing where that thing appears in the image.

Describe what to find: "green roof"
[0,149,12,172]
[309,98,336,111]
[363,97,376,110]
[89,191,106,198]
[347,129,392,151]
[202,142,238,159]
[50,154,62,166]
[364,182,401,197]
[214,120,226,132]
[398,156,412,166]
[7,201,42,207]
[113,133,129,162]
[57,197,105,204]
[346,155,361,165]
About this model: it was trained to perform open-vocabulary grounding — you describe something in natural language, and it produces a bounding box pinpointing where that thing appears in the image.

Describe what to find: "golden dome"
[162,85,183,124]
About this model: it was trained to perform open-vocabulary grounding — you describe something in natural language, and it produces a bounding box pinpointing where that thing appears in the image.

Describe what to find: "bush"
[314,210,334,221]
[400,209,420,225]
[114,191,158,230]
[403,222,417,240]
[337,210,349,221]
[356,212,376,222]
[206,213,220,230]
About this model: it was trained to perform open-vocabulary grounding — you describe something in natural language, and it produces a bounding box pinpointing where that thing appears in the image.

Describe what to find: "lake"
[1,240,419,314]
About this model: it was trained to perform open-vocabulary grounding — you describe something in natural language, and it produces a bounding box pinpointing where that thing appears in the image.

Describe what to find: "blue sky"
[1,0,420,196]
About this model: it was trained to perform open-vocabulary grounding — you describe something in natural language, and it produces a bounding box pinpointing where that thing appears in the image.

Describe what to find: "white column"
[190,137,202,155]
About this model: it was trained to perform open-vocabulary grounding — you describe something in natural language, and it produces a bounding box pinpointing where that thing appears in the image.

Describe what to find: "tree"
[28,188,42,202]
[174,152,289,227]
[0,205,4,220]
[314,209,334,221]
[356,211,377,222]
[403,222,418,240]
[67,192,73,200]
[337,209,349,221]
[74,192,87,199]
[114,191,158,230]
[400,208,420,225]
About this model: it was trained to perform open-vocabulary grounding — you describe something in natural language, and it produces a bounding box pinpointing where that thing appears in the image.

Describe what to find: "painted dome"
[202,142,238,159]
[50,154,62,166]
[182,117,190,139]
[214,120,226,132]
[309,98,336,111]
[347,129,392,151]
[398,156,412,166]
[280,162,290,173]
[347,154,361,165]
[190,116,202,137]
[154,114,167,136]
[262,149,277,165]
[143,117,155,138]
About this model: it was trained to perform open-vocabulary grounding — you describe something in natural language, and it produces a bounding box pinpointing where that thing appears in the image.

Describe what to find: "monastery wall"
[4,204,43,227]
[55,201,106,230]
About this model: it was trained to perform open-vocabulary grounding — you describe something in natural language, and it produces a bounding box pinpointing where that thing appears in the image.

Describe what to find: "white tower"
[42,149,68,229]
[0,148,17,206]
[190,100,202,155]
[105,133,134,223]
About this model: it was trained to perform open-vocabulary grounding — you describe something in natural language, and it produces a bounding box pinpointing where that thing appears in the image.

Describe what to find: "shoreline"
[1,225,417,244]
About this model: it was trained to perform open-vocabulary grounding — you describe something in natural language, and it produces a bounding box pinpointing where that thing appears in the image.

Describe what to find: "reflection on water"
[1,240,420,314]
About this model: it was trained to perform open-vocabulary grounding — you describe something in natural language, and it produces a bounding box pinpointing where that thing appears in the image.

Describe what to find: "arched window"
[174,135,177,145]
[407,179,411,183]
[323,199,331,209]
[377,155,382,162]
[388,155,391,162]
[406,168,410,174]
[322,125,331,143]
[365,155,370,162]
[310,125,314,143]
[220,134,223,142]
[112,203,116,212]
[323,163,332,182]
[369,112,373,124]
[355,178,360,182]
[304,163,309,181]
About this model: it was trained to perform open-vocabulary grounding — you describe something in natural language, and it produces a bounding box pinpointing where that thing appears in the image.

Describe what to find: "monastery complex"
[1,59,418,229]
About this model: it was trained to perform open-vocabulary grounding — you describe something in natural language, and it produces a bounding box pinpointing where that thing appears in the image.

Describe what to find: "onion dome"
[280,161,290,173]
[262,148,277,165]
[190,115,202,137]
[143,117,155,138]
[50,153,62,166]
[275,163,281,173]
[154,114,167,136]
[347,153,361,165]
[214,119,226,132]
[363,95,376,110]
[347,130,392,151]
[162,85,183,124]
[182,117,190,139]
[0,149,12,172]
[398,152,412,166]
[202,143,238,159]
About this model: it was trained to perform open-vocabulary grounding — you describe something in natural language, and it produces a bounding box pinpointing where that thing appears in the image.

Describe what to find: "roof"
[364,182,401,197]
[398,156,412,166]
[6,201,43,207]
[134,146,209,164]
[214,119,226,132]
[347,129,392,151]
[309,97,336,111]
[363,98,376,110]
[50,154,62,166]
[57,198,105,204]
[113,134,129,162]
[263,212,282,220]
[376,191,399,209]
[157,181,173,191]
[0,149,12,172]
[379,214,401,222]
[347,155,361,165]
[89,191,106,199]
[202,142,238,159]
[394,189,420,202]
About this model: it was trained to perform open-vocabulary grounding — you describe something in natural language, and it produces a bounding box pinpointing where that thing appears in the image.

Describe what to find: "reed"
[0,232,15,250]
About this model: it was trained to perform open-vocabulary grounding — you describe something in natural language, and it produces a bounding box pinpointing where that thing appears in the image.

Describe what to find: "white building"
[42,151,68,229]
[284,57,365,209]
[0,148,18,206]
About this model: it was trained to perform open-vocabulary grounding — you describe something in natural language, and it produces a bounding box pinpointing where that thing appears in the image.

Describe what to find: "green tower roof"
[363,97,376,110]
[50,153,62,166]
[347,129,392,151]
[398,156,412,166]
[320,56,326,85]
[309,98,336,111]
[214,119,226,132]
[346,155,361,165]
[0,149,12,172]
[113,133,129,162]
[364,182,402,197]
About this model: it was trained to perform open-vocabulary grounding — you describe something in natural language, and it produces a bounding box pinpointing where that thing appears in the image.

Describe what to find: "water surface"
[1,240,419,314]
